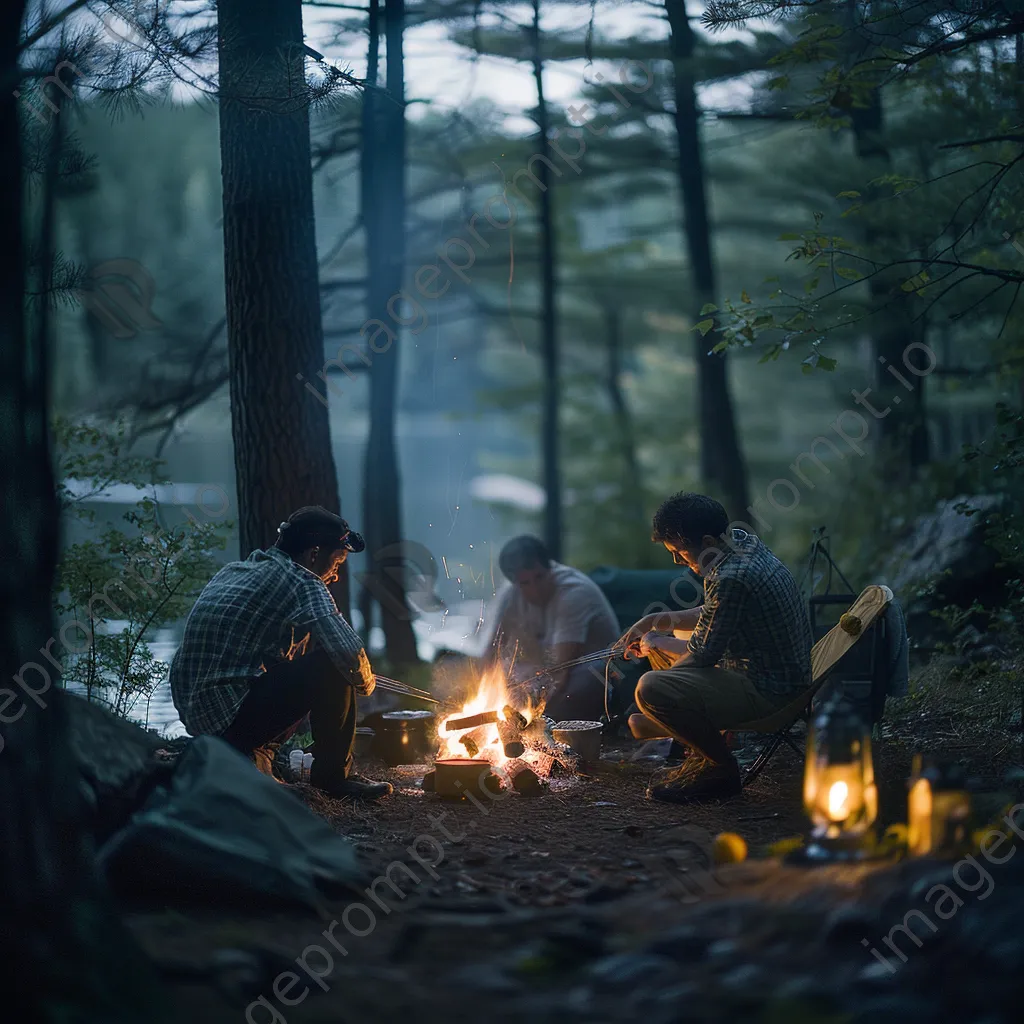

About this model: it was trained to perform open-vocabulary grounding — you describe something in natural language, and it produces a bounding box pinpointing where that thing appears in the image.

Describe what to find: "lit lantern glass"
[907,755,971,856]
[800,695,877,856]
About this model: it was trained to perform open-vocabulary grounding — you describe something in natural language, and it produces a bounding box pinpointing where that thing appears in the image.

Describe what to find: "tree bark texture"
[1,3,162,1017]
[665,0,750,520]
[531,0,563,559]
[217,0,345,569]
[604,306,645,526]
[359,0,420,666]
[845,10,930,472]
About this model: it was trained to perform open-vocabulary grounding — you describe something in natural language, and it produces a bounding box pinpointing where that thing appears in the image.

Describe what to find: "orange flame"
[436,664,544,770]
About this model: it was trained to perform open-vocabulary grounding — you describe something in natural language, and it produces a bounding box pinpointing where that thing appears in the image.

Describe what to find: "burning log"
[445,710,499,733]
[522,715,555,748]
[503,759,546,796]
[503,705,528,732]
[550,742,583,775]
[460,735,480,758]
[496,717,525,759]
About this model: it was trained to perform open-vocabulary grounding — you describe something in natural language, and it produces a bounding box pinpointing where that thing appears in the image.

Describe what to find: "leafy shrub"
[54,418,230,724]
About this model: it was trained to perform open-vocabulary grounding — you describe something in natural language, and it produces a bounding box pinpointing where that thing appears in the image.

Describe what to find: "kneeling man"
[170,505,392,801]
[625,493,812,803]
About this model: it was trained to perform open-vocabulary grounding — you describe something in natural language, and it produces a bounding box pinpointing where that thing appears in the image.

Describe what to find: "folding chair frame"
[741,715,811,787]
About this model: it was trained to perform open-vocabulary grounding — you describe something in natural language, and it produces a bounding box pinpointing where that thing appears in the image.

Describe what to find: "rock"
[445,964,519,993]
[821,904,882,944]
[537,923,606,966]
[57,688,169,841]
[646,924,709,962]
[950,903,1024,972]
[586,953,677,989]
[719,963,761,988]
[707,939,738,959]
[653,981,700,1004]
[881,494,1006,643]
[564,985,594,1013]
[849,995,939,1023]
[856,961,900,985]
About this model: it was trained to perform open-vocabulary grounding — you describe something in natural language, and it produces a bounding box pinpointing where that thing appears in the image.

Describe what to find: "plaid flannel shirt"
[687,530,812,700]
[170,546,372,736]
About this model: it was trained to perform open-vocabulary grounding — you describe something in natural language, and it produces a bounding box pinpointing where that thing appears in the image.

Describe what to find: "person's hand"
[622,614,658,659]
[642,629,684,657]
[638,630,662,658]
[354,649,376,696]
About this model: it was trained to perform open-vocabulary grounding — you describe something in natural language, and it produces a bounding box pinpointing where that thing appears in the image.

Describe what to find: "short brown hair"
[651,492,728,547]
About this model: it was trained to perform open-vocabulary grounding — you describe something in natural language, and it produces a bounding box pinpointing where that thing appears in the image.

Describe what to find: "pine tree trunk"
[604,306,644,525]
[848,77,930,472]
[359,0,420,667]
[531,0,563,559]
[1,4,161,1016]
[217,0,346,578]
[665,0,749,520]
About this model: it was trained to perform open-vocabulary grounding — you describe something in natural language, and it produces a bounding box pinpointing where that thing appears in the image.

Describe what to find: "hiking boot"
[250,745,276,777]
[666,740,689,764]
[647,755,709,789]
[319,773,394,801]
[647,758,741,804]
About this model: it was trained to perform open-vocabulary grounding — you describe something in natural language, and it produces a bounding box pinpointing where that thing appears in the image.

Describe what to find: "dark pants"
[220,649,357,789]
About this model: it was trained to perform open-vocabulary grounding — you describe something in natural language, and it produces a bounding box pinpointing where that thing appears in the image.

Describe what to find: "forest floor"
[128,658,1023,1024]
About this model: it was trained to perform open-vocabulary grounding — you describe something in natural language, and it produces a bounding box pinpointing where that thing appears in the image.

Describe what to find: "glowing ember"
[436,664,545,771]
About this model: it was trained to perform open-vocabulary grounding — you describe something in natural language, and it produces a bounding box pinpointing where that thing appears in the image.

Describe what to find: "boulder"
[879,495,1006,647]
[56,688,171,842]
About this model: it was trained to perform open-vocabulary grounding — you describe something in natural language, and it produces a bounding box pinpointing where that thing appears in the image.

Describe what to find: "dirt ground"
[127,660,1023,1024]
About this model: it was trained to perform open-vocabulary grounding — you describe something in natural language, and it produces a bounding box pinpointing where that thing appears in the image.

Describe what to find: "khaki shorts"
[635,647,786,731]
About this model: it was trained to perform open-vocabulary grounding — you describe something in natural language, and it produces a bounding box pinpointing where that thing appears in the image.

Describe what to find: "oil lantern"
[907,755,971,857]
[793,694,878,862]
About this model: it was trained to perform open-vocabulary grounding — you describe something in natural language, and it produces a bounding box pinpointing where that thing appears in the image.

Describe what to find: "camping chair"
[737,583,893,788]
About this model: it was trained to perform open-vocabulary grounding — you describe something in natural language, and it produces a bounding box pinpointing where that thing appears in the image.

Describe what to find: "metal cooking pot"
[371,710,437,766]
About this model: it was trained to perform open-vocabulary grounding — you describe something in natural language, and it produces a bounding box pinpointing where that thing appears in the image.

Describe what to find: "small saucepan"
[370,710,437,766]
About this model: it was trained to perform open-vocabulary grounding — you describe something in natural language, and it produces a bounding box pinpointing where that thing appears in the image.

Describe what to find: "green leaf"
[804,276,819,294]
[699,302,718,315]
[778,232,800,241]
[694,318,715,337]
[817,355,838,372]
[835,266,862,280]
[836,190,861,199]
[740,290,752,304]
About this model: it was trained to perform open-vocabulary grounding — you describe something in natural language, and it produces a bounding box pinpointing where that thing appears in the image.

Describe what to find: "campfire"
[428,665,586,795]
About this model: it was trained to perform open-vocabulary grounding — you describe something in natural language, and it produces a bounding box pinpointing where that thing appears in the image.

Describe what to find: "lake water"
[67,601,497,738]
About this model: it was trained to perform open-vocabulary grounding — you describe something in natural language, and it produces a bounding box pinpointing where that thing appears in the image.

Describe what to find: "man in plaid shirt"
[623,493,812,803]
[170,505,393,801]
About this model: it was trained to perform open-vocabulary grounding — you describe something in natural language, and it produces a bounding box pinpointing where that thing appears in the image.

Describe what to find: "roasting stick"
[373,675,441,704]
[529,644,625,681]
[374,674,435,699]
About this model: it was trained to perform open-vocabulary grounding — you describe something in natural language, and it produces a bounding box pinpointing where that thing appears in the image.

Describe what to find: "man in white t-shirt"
[488,535,621,721]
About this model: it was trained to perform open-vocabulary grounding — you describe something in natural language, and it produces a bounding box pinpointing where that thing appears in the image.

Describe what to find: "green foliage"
[55,417,230,724]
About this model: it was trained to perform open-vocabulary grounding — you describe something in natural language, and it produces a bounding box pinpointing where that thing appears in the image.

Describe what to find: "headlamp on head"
[343,531,365,553]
